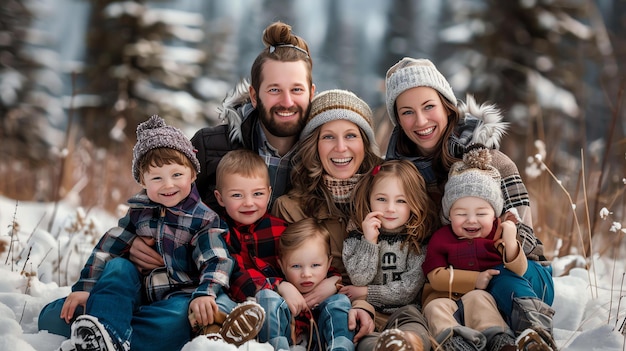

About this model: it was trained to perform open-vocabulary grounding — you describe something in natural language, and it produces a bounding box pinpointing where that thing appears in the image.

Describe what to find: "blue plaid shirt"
[72,184,233,299]
[257,126,295,208]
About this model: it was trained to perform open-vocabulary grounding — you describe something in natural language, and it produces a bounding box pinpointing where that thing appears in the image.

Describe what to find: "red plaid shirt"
[224,212,287,302]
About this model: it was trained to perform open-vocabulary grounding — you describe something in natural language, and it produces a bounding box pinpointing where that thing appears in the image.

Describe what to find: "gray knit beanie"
[385,57,457,126]
[132,115,201,183]
[301,89,377,150]
[441,144,503,223]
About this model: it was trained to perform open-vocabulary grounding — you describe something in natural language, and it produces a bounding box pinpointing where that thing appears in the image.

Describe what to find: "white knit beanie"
[132,115,201,184]
[441,144,503,223]
[301,89,377,150]
[385,57,457,126]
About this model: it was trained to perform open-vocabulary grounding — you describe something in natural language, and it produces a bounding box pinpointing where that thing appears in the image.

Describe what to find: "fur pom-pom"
[463,144,492,170]
[137,115,165,135]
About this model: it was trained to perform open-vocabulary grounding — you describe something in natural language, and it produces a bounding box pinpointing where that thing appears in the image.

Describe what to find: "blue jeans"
[256,289,354,351]
[487,261,555,316]
[38,257,237,350]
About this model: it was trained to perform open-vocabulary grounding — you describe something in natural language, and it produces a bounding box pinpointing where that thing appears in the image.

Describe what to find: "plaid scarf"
[323,174,362,203]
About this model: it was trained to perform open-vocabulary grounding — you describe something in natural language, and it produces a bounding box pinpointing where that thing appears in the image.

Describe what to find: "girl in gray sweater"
[341,159,438,350]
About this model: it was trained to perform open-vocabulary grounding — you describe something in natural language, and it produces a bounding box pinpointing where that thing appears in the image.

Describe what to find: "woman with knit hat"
[272,90,430,351]
[384,58,555,351]
[38,116,266,350]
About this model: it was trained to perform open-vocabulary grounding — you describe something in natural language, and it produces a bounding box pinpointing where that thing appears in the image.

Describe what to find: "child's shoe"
[70,315,117,351]
[221,300,266,346]
[195,300,266,347]
[57,339,76,351]
[373,329,423,351]
[516,328,556,351]
[487,332,517,351]
[439,335,480,351]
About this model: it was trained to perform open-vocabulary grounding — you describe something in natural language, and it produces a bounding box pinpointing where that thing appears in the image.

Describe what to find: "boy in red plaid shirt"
[216,149,353,350]
[214,149,288,301]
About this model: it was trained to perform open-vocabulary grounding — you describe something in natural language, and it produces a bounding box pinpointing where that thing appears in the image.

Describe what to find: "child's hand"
[277,281,307,316]
[129,237,164,273]
[339,285,367,302]
[188,295,219,328]
[501,210,520,224]
[500,220,517,246]
[60,291,89,323]
[303,276,341,308]
[499,220,520,261]
[362,211,383,244]
[475,269,500,290]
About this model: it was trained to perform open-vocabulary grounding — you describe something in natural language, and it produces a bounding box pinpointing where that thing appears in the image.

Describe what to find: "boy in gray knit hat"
[422,144,557,351]
[39,115,265,351]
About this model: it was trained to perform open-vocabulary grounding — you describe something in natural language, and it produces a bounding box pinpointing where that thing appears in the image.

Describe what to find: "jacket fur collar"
[457,94,508,149]
[217,79,253,145]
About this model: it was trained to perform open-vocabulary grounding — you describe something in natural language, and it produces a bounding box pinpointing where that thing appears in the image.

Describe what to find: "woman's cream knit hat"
[385,57,457,126]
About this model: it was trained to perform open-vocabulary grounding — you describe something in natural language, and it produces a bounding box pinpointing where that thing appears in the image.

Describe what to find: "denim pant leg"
[317,294,354,351]
[86,257,143,346]
[38,297,81,338]
[256,289,292,350]
[487,262,555,317]
[130,293,192,350]
[524,261,555,305]
[123,287,237,350]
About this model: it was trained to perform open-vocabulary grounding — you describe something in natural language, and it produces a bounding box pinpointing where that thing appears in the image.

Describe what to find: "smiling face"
[369,175,411,231]
[317,119,365,179]
[395,86,450,155]
[279,235,331,294]
[449,197,497,239]
[214,174,271,225]
[142,163,196,208]
[250,60,314,138]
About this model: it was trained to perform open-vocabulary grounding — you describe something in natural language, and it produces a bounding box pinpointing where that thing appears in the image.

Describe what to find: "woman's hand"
[349,308,375,342]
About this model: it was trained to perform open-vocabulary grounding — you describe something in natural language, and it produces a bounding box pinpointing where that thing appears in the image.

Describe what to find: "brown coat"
[272,194,375,316]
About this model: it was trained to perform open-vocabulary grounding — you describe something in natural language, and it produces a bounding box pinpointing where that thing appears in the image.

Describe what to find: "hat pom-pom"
[137,115,165,135]
[463,143,492,170]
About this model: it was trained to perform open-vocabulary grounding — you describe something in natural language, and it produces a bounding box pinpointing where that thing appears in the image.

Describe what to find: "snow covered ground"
[0,195,624,351]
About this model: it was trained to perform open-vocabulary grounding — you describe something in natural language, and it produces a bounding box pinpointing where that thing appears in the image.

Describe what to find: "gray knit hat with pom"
[385,57,457,126]
[441,144,503,223]
[132,115,201,183]
[301,89,377,150]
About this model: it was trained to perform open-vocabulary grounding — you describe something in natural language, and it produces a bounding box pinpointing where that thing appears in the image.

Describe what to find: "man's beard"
[257,98,308,137]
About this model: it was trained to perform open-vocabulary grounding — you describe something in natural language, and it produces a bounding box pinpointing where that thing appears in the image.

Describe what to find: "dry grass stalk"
[535,153,597,298]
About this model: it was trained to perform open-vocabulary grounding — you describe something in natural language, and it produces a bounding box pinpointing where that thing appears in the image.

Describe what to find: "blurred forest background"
[1,0,625,263]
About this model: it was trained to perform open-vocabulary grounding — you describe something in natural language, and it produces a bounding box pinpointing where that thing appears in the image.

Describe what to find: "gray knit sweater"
[342,229,426,314]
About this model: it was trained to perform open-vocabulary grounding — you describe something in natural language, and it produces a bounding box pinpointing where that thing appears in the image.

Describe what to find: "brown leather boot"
[220,300,266,346]
[192,301,266,347]
[374,329,423,351]
[192,309,227,340]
